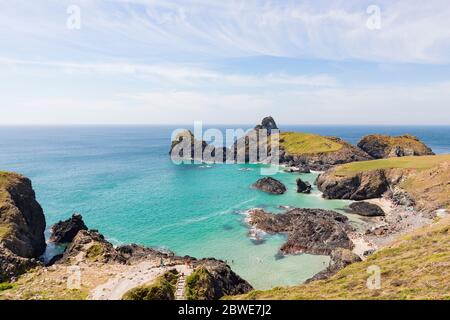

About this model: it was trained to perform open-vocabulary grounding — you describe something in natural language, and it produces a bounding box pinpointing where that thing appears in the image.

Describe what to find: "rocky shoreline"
[1,116,449,299]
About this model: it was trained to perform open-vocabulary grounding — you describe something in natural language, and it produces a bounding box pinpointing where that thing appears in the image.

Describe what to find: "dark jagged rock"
[252,177,286,195]
[306,248,361,282]
[0,172,46,281]
[357,134,434,159]
[50,213,88,244]
[254,116,278,135]
[296,178,312,193]
[348,202,385,217]
[317,169,389,200]
[247,208,353,255]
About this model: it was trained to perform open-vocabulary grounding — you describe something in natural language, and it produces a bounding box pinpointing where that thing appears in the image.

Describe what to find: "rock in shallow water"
[296,178,312,193]
[247,208,354,256]
[252,177,287,195]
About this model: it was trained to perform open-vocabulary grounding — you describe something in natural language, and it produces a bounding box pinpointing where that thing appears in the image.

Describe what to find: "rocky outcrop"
[317,169,389,200]
[49,213,87,244]
[348,202,385,217]
[0,172,46,281]
[280,136,373,171]
[186,259,253,300]
[296,178,312,193]
[53,214,252,300]
[254,116,278,135]
[247,208,353,255]
[169,130,228,163]
[357,134,434,159]
[306,248,361,282]
[252,177,286,195]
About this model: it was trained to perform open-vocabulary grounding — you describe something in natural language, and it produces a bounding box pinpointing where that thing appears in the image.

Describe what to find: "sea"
[0,125,449,289]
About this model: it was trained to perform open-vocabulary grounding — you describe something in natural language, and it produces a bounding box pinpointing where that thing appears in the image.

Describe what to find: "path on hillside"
[89,261,192,300]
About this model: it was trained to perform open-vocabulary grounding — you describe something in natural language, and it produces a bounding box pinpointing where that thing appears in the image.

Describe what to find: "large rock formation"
[348,202,385,217]
[252,177,287,195]
[169,129,228,163]
[247,208,353,255]
[357,134,434,159]
[254,116,278,135]
[50,213,87,244]
[0,172,46,281]
[317,169,389,200]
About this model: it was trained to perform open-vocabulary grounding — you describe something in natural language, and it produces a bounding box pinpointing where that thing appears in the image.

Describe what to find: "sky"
[1,0,450,125]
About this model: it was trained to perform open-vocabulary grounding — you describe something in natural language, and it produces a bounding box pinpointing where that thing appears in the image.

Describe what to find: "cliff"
[316,154,450,213]
[230,216,450,300]
[357,134,434,159]
[0,172,46,282]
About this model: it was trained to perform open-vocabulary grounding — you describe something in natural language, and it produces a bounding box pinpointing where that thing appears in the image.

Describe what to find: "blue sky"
[1,0,450,125]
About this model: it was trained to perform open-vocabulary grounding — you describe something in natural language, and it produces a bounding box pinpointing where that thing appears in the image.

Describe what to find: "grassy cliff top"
[278,132,344,155]
[334,154,450,176]
[229,217,450,300]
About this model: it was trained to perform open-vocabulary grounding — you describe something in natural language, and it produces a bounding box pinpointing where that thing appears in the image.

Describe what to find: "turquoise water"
[0,125,449,289]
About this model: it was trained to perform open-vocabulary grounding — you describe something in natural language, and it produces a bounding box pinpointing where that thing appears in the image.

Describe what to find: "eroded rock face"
[252,177,287,195]
[50,213,87,244]
[296,178,312,193]
[247,208,353,255]
[317,169,389,200]
[357,134,434,159]
[348,202,385,217]
[0,172,46,281]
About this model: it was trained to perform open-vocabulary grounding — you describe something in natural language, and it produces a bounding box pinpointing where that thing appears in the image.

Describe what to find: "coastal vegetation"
[278,132,343,155]
[334,154,450,176]
[231,217,450,300]
[185,266,214,300]
[122,269,179,300]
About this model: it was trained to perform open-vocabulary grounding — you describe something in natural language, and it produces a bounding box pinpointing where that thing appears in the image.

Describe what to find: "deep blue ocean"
[0,125,449,289]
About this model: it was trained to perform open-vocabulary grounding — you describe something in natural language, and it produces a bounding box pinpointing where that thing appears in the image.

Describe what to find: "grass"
[278,132,343,155]
[85,243,105,261]
[334,154,450,176]
[0,224,11,239]
[122,269,179,300]
[0,283,14,291]
[185,266,214,300]
[229,217,450,300]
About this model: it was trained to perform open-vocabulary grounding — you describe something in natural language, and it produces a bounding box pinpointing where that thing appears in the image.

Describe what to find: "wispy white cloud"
[2,0,450,63]
[0,57,336,88]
